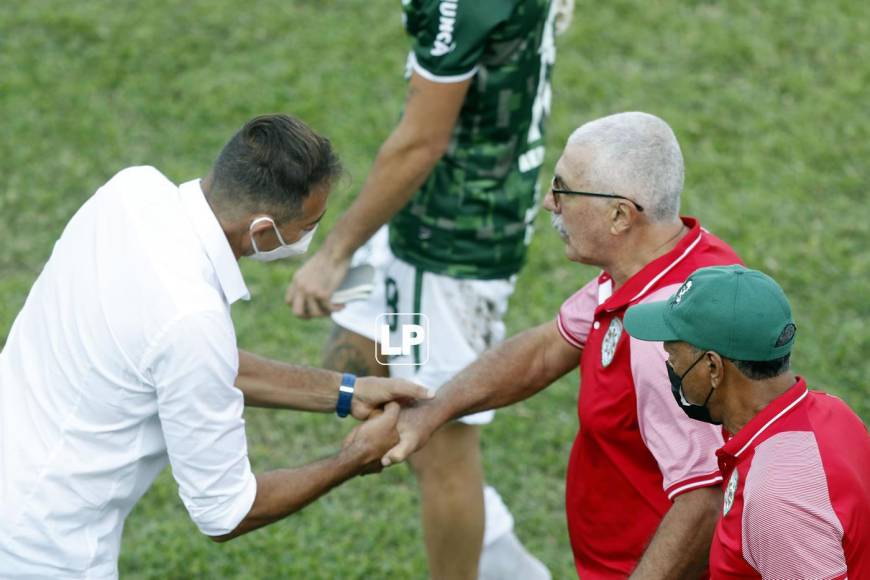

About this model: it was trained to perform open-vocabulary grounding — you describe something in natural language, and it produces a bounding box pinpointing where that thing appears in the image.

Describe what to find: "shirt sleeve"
[742,432,848,579]
[556,278,598,350]
[407,0,514,82]
[146,309,257,537]
[630,285,724,500]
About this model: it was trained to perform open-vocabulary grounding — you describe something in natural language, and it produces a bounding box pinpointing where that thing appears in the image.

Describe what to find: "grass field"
[1,0,867,578]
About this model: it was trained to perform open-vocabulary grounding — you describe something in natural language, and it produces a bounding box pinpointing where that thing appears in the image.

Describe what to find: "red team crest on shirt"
[601,317,623,367]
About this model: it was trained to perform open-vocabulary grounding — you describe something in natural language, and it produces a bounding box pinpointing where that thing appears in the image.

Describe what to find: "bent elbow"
[206,519,247,543]
[428,136,451,160]
[412,137,450,167]
[208,531,236,543]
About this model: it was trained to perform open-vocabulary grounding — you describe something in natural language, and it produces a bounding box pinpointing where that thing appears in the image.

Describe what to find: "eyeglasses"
[551,179,644,212]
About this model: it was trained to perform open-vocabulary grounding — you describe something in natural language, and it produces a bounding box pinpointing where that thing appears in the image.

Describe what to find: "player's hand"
[341,402,401,475]
[285,248,350,319]
[351,377,433,420]
[380,403,441,467]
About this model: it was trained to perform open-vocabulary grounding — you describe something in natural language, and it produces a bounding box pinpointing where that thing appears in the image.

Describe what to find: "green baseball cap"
[623,265,796,361]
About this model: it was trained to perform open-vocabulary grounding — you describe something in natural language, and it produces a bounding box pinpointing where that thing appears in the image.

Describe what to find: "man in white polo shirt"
[0,114,428,579]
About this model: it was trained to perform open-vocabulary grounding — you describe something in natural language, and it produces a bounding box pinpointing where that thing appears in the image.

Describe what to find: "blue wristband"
[336,373,356,418]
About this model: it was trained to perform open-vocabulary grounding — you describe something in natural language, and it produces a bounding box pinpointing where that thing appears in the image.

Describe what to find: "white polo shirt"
[0,167,257,579]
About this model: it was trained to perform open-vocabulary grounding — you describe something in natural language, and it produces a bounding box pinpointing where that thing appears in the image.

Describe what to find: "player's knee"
[410,424,482,483]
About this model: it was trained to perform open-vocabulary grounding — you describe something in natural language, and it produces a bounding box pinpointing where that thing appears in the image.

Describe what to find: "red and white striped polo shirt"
[557,217,742,578]
[710,378,870,579]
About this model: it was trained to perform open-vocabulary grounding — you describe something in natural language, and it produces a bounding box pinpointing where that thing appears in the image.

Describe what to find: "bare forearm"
[323,130,441,260]
[382,324,577,467]
[426,322,577,425]
[214,404,402,542]
[322,74,470,261]
[213,450,365,541]
[236,350,340,411]
[630,487,721,579]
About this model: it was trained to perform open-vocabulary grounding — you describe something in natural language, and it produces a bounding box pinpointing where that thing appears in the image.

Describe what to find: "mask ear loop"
[700,382,716,407]
[677,351,708,406]
[249,216,287,252]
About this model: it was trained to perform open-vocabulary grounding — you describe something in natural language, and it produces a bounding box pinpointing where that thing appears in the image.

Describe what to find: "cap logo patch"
[673,280,693,305]
[775,323,796,347]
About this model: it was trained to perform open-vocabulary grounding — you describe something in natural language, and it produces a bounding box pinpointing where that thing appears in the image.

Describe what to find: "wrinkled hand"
[380,403,440,467]
[351,377,433,420]
[342,402,401,475]
[285,248,351,319]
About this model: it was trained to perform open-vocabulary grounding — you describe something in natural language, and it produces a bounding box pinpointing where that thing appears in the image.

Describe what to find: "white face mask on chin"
[247,216,318,262]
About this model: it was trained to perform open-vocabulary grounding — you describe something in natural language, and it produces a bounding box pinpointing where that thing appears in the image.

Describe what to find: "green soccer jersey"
[389,0,557,279]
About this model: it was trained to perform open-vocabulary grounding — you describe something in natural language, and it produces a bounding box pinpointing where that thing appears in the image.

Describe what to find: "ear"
[609,200,635,235]
[707,351,725,387]
[248,215,274,236]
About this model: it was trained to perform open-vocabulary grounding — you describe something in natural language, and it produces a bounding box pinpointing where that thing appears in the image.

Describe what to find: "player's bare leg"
[322,324,546,579]
[323,325,483,578]
[409,422,485,580]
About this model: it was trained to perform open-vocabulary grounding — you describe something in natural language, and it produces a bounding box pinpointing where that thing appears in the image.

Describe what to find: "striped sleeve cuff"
[665,470,724,501]
[408,52,478,84]
[556,313,584,349]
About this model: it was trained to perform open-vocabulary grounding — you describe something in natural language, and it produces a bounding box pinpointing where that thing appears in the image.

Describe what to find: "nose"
[543,188,558,213]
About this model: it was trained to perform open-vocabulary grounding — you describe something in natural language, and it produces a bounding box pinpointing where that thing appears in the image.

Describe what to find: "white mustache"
[551,213,569,238]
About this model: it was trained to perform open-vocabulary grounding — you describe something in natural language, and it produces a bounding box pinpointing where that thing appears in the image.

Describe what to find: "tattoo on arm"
[405,84,420,106]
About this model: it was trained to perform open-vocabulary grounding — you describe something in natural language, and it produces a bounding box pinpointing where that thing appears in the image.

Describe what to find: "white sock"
[479,531,551,580]
[483,485,515,547]
[479,486,551,580]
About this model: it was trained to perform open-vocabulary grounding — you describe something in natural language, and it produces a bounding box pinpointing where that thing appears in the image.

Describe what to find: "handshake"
[339,377,444,475]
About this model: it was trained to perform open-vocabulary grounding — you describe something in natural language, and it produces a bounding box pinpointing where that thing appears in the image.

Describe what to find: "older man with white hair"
[383,112,744,578]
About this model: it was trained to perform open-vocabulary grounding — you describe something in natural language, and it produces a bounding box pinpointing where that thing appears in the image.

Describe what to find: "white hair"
[566,112,684,222]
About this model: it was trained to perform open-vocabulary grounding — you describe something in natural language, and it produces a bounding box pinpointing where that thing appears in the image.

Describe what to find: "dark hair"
[729,353,791,380]
[686,344,792,381]
[211,114,341,222]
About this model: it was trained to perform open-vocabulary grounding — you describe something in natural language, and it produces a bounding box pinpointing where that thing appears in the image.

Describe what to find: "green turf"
[1,0,867,578]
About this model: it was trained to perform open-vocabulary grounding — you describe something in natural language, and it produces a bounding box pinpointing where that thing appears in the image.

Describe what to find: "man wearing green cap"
[623,265,870,579]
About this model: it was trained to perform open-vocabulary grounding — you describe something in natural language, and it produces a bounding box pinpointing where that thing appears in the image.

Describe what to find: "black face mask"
[667,352,720,425]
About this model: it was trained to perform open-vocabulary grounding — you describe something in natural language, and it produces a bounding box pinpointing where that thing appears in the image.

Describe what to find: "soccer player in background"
[286,1,574,577]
